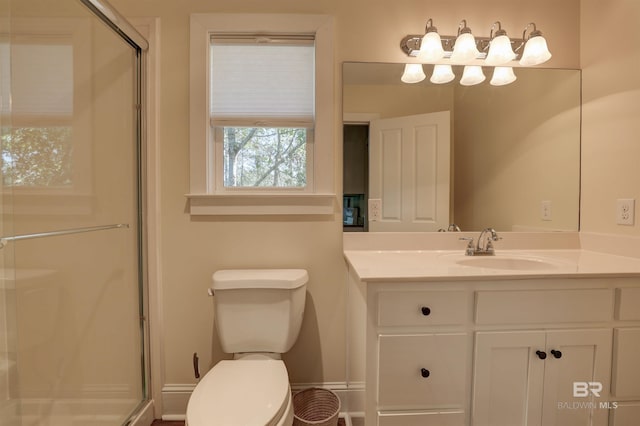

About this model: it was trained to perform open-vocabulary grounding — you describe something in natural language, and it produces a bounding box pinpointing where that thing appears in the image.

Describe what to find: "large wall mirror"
[342,62,581,233]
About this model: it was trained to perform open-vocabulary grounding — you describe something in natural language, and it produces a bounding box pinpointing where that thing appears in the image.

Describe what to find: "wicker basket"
[292,387,340,426]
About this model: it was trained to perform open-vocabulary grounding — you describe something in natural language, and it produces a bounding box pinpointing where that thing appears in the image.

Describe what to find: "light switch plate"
[369,198,382,222]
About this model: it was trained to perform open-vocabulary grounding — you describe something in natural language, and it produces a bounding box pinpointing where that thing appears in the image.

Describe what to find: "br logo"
[573,382,603,398]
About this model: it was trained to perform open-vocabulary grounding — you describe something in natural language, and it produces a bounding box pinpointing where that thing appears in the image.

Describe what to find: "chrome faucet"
[437,223,462,232]
[459,227,501,256]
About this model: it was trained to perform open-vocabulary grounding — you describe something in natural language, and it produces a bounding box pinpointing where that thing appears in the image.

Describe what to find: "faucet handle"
[459,237,475,255]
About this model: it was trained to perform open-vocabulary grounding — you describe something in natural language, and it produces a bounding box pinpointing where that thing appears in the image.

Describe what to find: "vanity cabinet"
[350,276,640,426]
[473,329,611,426]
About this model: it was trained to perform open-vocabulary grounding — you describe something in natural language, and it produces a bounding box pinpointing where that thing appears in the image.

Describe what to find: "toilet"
[186,269,308,426]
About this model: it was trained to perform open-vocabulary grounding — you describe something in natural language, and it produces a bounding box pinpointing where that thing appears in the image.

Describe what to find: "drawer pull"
[421,306,431,316]
[420,368,430,378]
[550,349,563,359]
[536,350,547,360]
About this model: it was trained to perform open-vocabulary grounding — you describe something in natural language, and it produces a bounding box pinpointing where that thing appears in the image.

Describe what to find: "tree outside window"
[223,127,306,188]
[1,126,73,187]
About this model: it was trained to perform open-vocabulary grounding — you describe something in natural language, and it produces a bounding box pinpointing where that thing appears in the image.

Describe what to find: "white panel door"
[472,331,546,426]
[542,329,612,426]
[369,111,450,231]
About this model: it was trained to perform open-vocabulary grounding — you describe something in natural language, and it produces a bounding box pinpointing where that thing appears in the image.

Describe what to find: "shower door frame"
[78,0,153,423]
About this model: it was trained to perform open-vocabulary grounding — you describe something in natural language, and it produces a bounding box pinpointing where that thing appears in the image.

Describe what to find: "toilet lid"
[186,359,290,426]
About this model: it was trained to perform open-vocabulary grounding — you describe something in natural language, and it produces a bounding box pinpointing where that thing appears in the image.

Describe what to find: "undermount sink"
[455,256,559,271]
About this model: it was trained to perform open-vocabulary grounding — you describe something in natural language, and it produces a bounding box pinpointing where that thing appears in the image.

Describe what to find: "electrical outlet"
[368,198,382,222]
[541,200,552,221]
[617,199,635,225]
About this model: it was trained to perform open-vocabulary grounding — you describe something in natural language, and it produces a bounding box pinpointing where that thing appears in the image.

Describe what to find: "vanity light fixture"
[400,63,426,83]
[430,64,455,84]
[417,19,445,62]
[485,21,516,65]
[451,20,480,63]
[399,18,551,86]
[518,23,552,66]
[490,66,517,86]
[460,65,486,86]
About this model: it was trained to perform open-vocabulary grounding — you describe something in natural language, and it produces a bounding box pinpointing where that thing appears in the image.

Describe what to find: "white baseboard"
[161,382,365,421]
[161,384,194,420]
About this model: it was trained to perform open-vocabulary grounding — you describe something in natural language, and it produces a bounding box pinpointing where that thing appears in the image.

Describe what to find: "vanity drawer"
[377,333,468,409]
[616,288,640,320]
[377,290,469,326]
[378,410,465,426]
[475,289,613,325]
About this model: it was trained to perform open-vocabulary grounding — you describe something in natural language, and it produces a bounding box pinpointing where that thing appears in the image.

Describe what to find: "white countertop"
[343,249,640,282]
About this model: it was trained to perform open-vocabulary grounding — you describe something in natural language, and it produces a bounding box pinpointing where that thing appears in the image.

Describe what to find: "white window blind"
[8,42,73,118]
[209,37,315,125]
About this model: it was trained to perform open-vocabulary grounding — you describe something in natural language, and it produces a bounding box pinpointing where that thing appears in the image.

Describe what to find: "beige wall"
[110,0,581,393]
[581,0,640,236]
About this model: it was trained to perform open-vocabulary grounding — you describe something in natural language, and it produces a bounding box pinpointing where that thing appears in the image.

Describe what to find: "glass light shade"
[450,32,479,63]
[490,66,517,86]
[418,31,445,62]
[430,64,455,84]
[460,65,486,86]
[519,36,552,66]
[485,34,516,65]
[401,63,426,83]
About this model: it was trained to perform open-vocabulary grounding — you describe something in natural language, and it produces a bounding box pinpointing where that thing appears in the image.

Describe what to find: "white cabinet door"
[542,329,612,426]
[369,111,450,232]
[612,328,640,398]
[472,331,546,426]
[473,329,613,426]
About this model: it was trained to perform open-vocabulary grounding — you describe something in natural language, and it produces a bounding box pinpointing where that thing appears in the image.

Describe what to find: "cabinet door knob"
[550,349,562,359]
[421,306,431,316]
[420,368,430,378]
[536,350,547,360]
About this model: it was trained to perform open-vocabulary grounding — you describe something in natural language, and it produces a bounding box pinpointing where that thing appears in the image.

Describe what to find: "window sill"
[186,193,337,216]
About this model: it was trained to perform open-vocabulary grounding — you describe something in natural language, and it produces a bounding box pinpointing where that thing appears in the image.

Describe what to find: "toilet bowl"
[185,269,308,426]
[186,357,293,426]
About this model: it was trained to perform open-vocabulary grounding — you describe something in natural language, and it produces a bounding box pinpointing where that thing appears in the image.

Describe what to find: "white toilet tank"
[212,269,308,354]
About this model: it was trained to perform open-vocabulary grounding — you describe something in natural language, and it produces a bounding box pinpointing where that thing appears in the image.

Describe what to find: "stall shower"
[0,0,149,424]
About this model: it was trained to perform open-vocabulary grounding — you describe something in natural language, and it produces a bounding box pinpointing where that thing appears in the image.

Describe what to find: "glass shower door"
[1,0,148,424]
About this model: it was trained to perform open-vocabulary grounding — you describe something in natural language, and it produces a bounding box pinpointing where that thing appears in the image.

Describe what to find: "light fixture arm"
[522,22,542,39]
[425,18,437,33]
[490,21,507,39]
[514,22,543,53]
[457,19,472,35]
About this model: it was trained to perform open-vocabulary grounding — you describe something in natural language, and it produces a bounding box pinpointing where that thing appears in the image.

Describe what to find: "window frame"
[188,13,335,216]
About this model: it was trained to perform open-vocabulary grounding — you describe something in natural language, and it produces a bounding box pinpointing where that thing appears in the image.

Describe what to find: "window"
[2,41,74,187]
[1,18,93,216]
[188,14,335,215]
[210,36,314,190]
